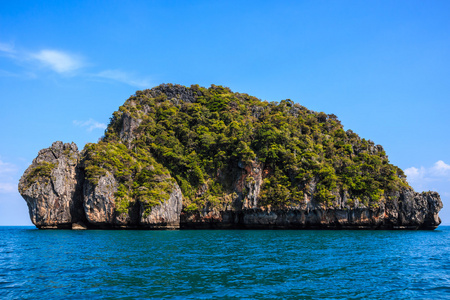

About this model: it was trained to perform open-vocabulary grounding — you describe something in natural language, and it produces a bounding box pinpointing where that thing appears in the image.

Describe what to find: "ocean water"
[1,227,449,299]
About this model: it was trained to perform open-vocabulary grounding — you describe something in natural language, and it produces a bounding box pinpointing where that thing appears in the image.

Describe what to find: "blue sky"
[1,0,449,225]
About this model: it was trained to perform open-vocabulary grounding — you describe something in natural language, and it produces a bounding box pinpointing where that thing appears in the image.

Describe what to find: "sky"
[1,0,449,226]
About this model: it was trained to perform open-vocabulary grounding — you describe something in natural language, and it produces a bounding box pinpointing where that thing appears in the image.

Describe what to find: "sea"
[1,226,449,299]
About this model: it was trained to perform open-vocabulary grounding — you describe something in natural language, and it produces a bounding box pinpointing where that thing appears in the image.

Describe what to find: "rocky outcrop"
[120,112,142,145]
[239,161,263,209]
[19,141,442,230]
[19,141,183,229]
[385,189,443,229]
[83,171,120,227]
[18,84,443,230]
[180,186,443,230]
[146,83,197,104]
[236,189,442,229]
[18,141,84,229]
[140,185,183,228]
[180,156,442,229]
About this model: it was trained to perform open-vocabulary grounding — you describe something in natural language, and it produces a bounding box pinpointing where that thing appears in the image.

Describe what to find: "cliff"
[18,84,443,229]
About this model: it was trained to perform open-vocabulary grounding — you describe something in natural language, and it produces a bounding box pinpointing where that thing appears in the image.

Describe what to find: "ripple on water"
[0,227,449,299]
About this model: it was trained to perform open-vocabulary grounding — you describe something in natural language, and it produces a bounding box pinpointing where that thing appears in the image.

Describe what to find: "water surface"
[1,226,449,299]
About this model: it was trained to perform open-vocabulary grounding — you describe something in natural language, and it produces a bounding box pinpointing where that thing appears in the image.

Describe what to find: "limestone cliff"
[180,162,442,229]
[18,84,443,229]
[19,142,183,229]
[18,141,85,229]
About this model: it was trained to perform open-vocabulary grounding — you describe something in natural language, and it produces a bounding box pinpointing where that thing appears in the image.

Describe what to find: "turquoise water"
[1,227,449,299]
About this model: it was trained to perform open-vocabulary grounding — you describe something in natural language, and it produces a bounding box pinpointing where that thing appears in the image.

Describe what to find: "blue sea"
[1,226,449,299]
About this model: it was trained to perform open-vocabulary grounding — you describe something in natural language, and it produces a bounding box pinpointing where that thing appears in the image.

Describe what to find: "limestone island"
[19,84,443,230]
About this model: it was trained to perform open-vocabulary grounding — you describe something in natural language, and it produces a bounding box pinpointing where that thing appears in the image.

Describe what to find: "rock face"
[140,185,183,229]
[18,84,443,230]
[19,145,442,230]
[18,141,84,229]
[83,172,119,227]
[180,166,443,230]
[19,141,184,229]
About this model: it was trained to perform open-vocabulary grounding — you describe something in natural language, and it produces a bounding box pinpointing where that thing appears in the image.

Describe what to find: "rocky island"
[19,84,443,229]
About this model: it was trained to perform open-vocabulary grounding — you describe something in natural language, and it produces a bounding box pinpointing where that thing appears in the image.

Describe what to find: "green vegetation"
[24,161,56,188]
[82,142,175,215]
[83,83,409,213]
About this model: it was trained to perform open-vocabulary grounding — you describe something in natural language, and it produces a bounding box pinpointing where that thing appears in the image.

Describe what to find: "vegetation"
[82,83,409,213]
[24,161,56,189]
[82,142,175,215]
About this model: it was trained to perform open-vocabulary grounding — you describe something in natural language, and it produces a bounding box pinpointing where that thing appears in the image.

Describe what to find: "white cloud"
[96,69,152,88]
[431,160,450,176]
[73,119,107,132]
[0,41,83,74]
[404,166,425,182]
[31,49,83,73]
[0,41,152,86]
[404,166,419,178]
[0,159,18,194]
[406,160,450,186]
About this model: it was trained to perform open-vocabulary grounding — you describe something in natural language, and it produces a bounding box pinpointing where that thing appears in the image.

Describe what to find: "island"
[18,84,443,229]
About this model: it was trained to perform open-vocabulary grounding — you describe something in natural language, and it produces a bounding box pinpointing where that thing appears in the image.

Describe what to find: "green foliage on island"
[24,161,56,189]
[82,83,409,212]
[82,141,175,215]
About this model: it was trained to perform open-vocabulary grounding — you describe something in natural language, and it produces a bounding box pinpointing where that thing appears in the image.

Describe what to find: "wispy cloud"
[0,42,15,54]
[0,42,84,74]
[405,160,450,186]
[0,183,16,194]
[31,49,83,73]
[96,69,152,88]
[0,69,20,78]
[0,41,152,87]
[0,159,18,194]
[73,119,107,132]
[0,159,18,175]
